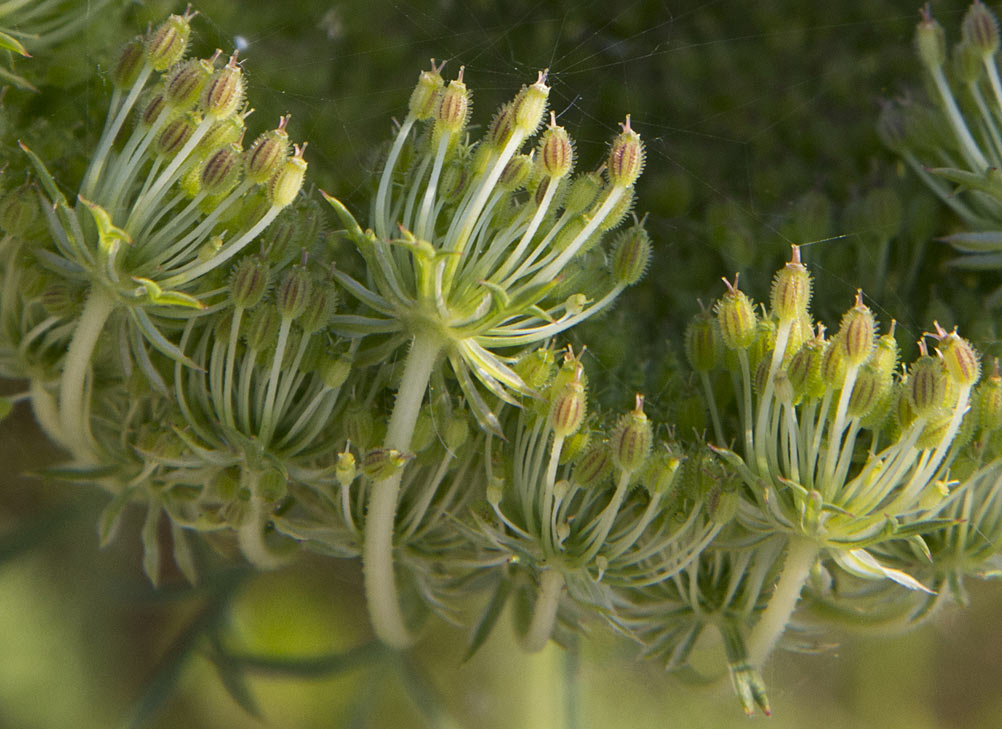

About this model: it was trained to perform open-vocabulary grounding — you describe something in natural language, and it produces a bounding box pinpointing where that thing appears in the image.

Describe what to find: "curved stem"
[58,287,115,462]
[747,537,819,668]
[522,568,565,653]
[363,333,442,648]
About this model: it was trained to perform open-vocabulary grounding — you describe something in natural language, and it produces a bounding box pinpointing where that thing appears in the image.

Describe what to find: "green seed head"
[202,52,245,118]
[962,0,1000,56]
[0,185,40,237]
[685,310,720,373]
[268,145,308,208]
[200,144,243,196]
[714,277,757,351]
[977,359,1002,431]
[550,362,587,438]
[932,322,981,387]
[909,347,950,418]
[512,70,549,137]
[435,67,471,136]
[113,36,146,89]
[611,394,652,475]
[770,246,811,322]
[611,222,652,286]
[538,115,574,179]
[362,448,412,480]
[321,356,352,390]
[409,60,445,120]
[230,256,270,309]
[498,154,532,191]
[276,263,312,320]
[573,442,613,489]
[246,116,291,184]
[838,291,876,367]
[156,113,196,158]
[915,5,947,70]
[146,10,193,72]
[607,115,644,188]
[165,57,212,111]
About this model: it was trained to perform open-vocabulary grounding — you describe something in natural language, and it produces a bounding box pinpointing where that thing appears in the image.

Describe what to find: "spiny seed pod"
[146,11,193,72]
[954,41,983,84]
[685,311,720,373]
[165,58,212,111]
[962,0,1000,56]
[321,356,351,390]
[770,246,811,322]
[268,145,308,208]
[141,92,167,128]
[245,303,280,351]
[498,154,532,191]
[514,348,554,391]
[538,114,574,178]
[596,185,635,231]
[978,360,1002,431]
[848,362,890,419]
[200,144,243,196]
[409,60,445,119]
[787,339,822,401]
[932,323,981,387]
[513,70,549,137]
[573,442,613,488]
[642,448,682,497]
[246,116,291,184]
[198,115,246,155]
[230,256,270,309]
[200,235,224,265]
[611,394,652,475]
[41,284,81,318]
[113,36,146,89]
[435,67,470,136]
[299,282,338,334]
[820,332,846,386]
[564,171,603,214]
[362,448,412,480]
[838,291,875,367]
[156,114,196,158]
[439,161,470,203]
[917,414,952,449]
[202,53,245,118]
[276,264,311,320]
[871,323,899,377]
[715,277,757,351]
[611,223,652,286]
[607,115,644,188]
[486,102,515,148]
[550,363,587,438]
[335,449,356,489]
[910,349,949,418]
[915,6,947,70]
[560,428,591,465]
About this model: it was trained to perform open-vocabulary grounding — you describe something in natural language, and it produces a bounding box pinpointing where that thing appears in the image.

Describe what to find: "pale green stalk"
[522,568,565,653]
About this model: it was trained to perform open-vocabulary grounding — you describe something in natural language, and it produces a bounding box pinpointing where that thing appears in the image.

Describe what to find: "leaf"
[129,307,203,370]
[207,631,261,719]
[830,548,935,594]
[463,576,512,662]
[947,252,1002,270]
[141,498,162,587]
[0,65,37,92]
[98,486,139,547]
[18,141,65,203]
[320,190,365,239]
[939,230,1002,252]
[0,31,29,57]
[30,462,120,483]
[79,196,132,254]
[131,277,205,310]
[170,522,198,585]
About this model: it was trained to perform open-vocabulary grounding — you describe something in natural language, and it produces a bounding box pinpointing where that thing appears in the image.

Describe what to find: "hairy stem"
[747,537,819,668]
[522,568,565,653]
[363,333,442,648]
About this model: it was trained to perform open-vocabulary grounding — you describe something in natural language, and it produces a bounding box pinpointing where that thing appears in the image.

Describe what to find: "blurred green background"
[2,0,1001,727]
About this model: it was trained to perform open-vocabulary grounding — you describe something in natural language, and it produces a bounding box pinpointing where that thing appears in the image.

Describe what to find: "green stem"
[522,568,565,653]
[363,333,442,648]
[747,537,819,668]
[58,287,115,461]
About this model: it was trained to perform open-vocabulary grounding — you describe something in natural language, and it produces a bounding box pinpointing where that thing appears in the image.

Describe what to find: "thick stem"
[522,568,565,653]
[58,287,115,462]
[747,537,819,668]
[363,333,442,648]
